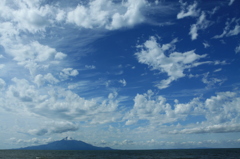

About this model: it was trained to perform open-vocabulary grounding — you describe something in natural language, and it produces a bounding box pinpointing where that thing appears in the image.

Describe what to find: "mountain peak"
[17,138,113,150]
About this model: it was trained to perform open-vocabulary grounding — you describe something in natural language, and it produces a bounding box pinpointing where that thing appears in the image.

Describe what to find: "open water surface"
[0,149,240,159]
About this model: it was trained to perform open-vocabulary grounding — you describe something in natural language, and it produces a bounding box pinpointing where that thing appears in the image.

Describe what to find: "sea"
[0,149,240,159]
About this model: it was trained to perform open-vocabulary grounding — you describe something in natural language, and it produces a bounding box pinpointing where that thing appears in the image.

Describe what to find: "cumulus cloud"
[34,73,59,87]
[55,52,67,60]
[0,0,54,33]
[135,36,207,89]
[7,78,37,103]
[0,0,160,33]
[125,90,240,132]
[177,1,199,19]
[60,68,79,80]
[204,91,240,124]
[125,90,189,125]
[67,0,147,30]
[1,39,67,76]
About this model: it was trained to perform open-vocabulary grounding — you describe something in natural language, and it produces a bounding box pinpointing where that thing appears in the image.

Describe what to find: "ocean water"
[0,149,240,159]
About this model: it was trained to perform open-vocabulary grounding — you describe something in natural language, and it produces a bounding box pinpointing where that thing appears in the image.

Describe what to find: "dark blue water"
[0,149,240,159]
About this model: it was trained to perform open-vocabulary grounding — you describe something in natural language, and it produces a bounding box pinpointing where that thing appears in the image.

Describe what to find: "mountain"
[17,137,113,150]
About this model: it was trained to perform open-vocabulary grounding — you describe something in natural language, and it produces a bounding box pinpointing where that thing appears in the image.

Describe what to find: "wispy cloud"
[203,42,210,48]
[229,0,235,6]
[235,44,240,53]
[177,1,200,19]
[213,18,240,38]
[189,11,211,40]
[170,124,240,134]
[119,79,127,87]
[85,65,96,69]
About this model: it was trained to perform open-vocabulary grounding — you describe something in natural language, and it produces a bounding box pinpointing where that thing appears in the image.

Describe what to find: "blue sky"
[0,0,240,149]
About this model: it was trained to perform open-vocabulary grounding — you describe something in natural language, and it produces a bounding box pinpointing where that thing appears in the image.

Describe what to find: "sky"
[0,0,240,150]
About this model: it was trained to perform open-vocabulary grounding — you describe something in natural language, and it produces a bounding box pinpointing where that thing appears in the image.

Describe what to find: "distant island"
[17,137,113,150]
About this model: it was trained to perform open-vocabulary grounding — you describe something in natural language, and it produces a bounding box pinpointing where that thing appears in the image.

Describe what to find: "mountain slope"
[18,138,113,150]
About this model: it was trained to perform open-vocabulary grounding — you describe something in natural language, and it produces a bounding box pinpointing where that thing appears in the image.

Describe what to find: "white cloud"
[119,79,127,87]
[1,39,67,76]
[1,78,41,113]
[203,42,210,48]
[62,68,79,76]
[124,90,207,126]
[177,1,199,19]
[213,18,240,38]
[34,73,59,87]
[135,36,207,89]
[33,90,121,124]
[214,68,222,72]
[0,0,160,34]
[124,90,240,139]
[106,0,146,30]
[9,137,53,147]
[204,91,240,124]
[189,12,211,40]
[0,0,54,33]
[85,65,96,69]
[235,44,240,53]
[208,7,219,16]
[227,24,240,36]
[229,0,235,6]
[202,72,225,88]
[67,0,147,30]
[55,52,67,60]
[171,124,240,134]
[56,9,66,22]
[29,128,48,136]
[60,68,79,80]
[29,121,79,136]
[1,76,122,124]
[177,2,211,40]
